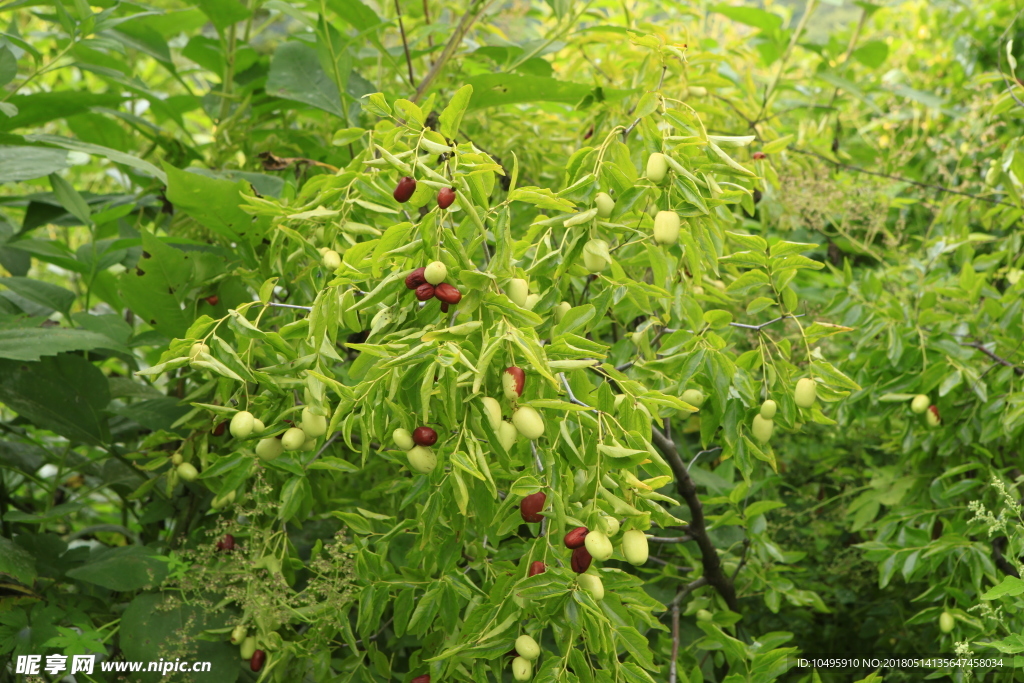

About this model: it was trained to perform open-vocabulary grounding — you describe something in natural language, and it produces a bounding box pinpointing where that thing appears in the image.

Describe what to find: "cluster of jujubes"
[405,261,462,312]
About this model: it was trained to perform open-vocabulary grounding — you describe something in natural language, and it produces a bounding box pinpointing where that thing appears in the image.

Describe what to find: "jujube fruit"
[250,649,266,672]
[256,437,284,461]
[794,378,817,408]
[503,366,526,399]
[696,609,713,622]
[515,635,540,661]
[239,636,257,660]
[407,446,436,474]
[393,176,417,203]
[411,676,430,683]
[229,624,245,644]
[322,249,341,270]
[512,656,532,681]
[751,414,773,444]
[595,192,615,218]
[752,151,767,160]
[584,530,613,561]
[301,438,316,451]
[570,546,593,573]
[205,295,219,305]
[760,399,777,419]
[252,418,265,434]
[230,411,255,439]
[212,421,227,436]
[653,210,681,245]
[498,421,518,451]
[424,261,447,285]
[413,426,437,446]
[281,427,306,451]
[512,406,545,439]
[911,394,930,414]
[506,278,529,308]
[681,389,705,409]
[189,342,209,361]
[434,283,462,304]
[482,397,502,432]
[621,529,649,565]
[405,267,427,289]
[939,611,954,633]
[176,462,199,482]
[300,407,327,438]
[646,152,668,183]
[393,427,415,450]
[415,284,435,301]
[564,526,588,549]
[553,301,571,323]
[438,187,456,209]
[528,560,546,576]
[217,534,236,552]
[211,490,236,509]
[602,516,620,536]
[577,572,604,600]
[520,491,546,523]
[582,239,610,272]
[171,453,183,465]
[926,405,941,427]
[525,294,540,310]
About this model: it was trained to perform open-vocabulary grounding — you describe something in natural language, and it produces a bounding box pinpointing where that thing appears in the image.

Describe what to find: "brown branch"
[394,0,416,87]
[961,341,1024,375]
[648,534,693,543]
[646,555,694,573]
[651,428,740,612]
[792,147,1015,208]
[411,0,493,103]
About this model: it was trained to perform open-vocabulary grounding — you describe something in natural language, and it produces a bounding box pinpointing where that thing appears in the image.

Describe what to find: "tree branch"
[411,0,494,103]
[960,341,1024,375]
[394,0,416,87]
[650,429,739,612]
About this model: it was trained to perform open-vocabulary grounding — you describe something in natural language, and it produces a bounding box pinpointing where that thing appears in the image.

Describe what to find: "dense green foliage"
[1,0,1024,682]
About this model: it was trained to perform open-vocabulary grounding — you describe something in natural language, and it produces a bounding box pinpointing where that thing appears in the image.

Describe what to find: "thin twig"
[622,65,668,142]
[648,534,693,543]
[731,537,751,581]
[961,341,1024,375]
[560,372,595,408]
[393,0,416,86]
[263,302,314,311]
[646,555,694,572]
[412,0,494,103]
[729,313,805,331]
[669,593,681,683]
[996,9,1024,110]
[688,447,722,473]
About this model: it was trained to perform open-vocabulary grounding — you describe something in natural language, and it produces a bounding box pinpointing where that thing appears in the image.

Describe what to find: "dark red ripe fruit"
[564,526,589,549]
[434,283,462,305]
[411,676,431,683]
[406,267,427,290]
[505,366,525,397]
[205,295,219,306]
[413,426,437,447]
[520,492,546,523]
[394,176,417,203]
[216,534,235,552]
[415,284,436,301]
[437,187,456,209]
[929,405,940,420]
[250,650,266,672]
[571,546,593,574]
[752,152,766,160]
[440,302,450,313]
[528,561,546,577]
[212,421,227,436]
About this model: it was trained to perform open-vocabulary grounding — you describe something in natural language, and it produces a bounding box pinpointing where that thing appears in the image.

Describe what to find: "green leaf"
[49,172,92,225]
[0,327,129,361]
[981,576,1024,600]
[712,4,783,32]
[0,536,37,585]
[66,545,167,591]
[439,84,473,140]
[0,277,75,316]
[852,40,888,68]
[463,73,633,108]
[119,232,196,339]
[194,0,251,31]
[267,41,344,117]
[0,146,68,183]
[164,164,254,241]
[0,46,17,87]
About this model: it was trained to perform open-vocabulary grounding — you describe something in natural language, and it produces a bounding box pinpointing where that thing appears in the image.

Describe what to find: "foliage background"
[1,0,1024,681]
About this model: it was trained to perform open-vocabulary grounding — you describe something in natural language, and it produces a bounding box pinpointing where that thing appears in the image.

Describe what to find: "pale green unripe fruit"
[230,411,254,439]
[507,278,529,308]
[301,438,317,451]
[985,162,1000,187]
[584,530,613,561]
[688,86,708,97]
[176,462,199,482]
[752,414,774,444]
[189,342,209,361]
[910,394,930,414]
[230,624,246,645]
[515,635,540,661]
[577,572,604,600]
[300,407,328,438]
[794,378,817,408]
[621,529,649,565]
[252,418,265,435]
[525,294,541,310]
[512,406,545,440]
[211,490,236,509]
[681,389,704,409]
[239,636,257,660]
[393,428,415,450]
[424,260,447,285]
[602,515,620,536]
[407,445,436,473]
[322,249,341,270]
[498,421,518,451]
[696,609,713,622]
[595,192,615,218]
[512,656,532,681]
[481,397,502,432]
[760,400,777,420]
[653,211,680,245]
[926,406,941,428]
[939,611,954,633]
[171,453,183,466]
[646,153,669,183]
[281,427,306,451]
[553,301,571,323]
[582,239,610,273]
[256,437,283,461]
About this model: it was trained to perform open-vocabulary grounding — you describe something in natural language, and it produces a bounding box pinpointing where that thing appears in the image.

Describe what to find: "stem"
[411,0,494,103]
[394,0,416,87]
[755,0,818,125]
